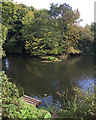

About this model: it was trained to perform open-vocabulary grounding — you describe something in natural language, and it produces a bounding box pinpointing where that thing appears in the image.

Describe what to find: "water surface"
[2,55,94,107]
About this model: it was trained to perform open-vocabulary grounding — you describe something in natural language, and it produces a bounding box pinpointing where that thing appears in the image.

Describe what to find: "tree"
[2,2,93,57]
[63,25,81,54]
[3,3,29,54]
[2,1,16,26]
[0,25,8,58]
[49,3,80,36]
[25,36,47,56]
[78,24,94,54]
[48,3,81,56]
[24,9,62,56]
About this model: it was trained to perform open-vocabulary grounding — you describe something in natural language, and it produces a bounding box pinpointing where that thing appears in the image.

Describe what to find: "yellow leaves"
[92,101,95,107]
[40,44,46,49]
[22,11,34,24]
[30,36,43,42]
[33,46,38,50]
[67,47,81,54]
[25,41,30,50]
[36,38,43,42]
[25,37,45,53]
[64,24,81,49]
[32,42,37,46]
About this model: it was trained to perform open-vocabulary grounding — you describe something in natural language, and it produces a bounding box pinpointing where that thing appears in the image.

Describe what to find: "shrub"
[56,86,76,110]
[58,85,96,119]
[16,100,51,119]
[0,71,51,119]
[1,71,20,119]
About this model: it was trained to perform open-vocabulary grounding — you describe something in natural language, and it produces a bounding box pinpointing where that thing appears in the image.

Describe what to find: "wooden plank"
[23,95,41,107]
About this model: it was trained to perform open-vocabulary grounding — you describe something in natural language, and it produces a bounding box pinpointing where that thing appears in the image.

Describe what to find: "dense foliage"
[57,85,96,119]
[0,71,51,119]
[1,1,94,58]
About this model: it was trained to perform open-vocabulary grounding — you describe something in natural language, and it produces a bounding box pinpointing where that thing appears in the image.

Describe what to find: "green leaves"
[25,36,47,56]
[2,1,16,26]
[2,2,94,56]
[78,24,94,54]
[58,85,96,119]
[22,11,34,25]
[0,25,8,58]
[1,71,21,119]
[49,3,80,30]
[1,71,51,119]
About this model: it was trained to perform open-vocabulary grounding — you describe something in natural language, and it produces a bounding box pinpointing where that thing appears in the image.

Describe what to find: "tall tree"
[78,24,94,54]
[3,3,29,54]
[49,3,80,36]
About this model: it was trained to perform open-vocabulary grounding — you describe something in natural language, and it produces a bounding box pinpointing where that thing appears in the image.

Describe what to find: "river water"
[2,55,94,108]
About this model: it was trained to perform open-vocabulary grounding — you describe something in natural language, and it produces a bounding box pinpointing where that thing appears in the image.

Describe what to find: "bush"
[59,109,77,118]
[16,100,51,119]
[1,71,20,119]
[0,71,51,119]
[58,85,96,119]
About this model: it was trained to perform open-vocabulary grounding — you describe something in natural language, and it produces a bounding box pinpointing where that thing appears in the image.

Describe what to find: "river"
[2,55,94,108]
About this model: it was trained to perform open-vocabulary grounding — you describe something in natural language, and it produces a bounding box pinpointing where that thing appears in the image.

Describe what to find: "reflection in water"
[52,80,59,91]
[33,95,61,110]
[2,55,94,106]
[79,78,94,90]
[5,58,9,70]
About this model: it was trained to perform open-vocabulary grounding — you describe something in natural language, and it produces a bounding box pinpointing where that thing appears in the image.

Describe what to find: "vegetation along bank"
[1,1,95,60]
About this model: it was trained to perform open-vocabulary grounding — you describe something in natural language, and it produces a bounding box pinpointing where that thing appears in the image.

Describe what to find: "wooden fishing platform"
[23,95,42,107]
